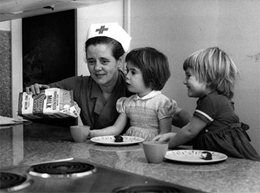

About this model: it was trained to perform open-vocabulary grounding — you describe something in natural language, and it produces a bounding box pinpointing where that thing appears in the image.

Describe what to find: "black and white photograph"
[0,0,259,192]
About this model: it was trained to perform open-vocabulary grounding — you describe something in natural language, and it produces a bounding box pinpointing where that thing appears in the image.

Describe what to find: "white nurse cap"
[87,22,131,52]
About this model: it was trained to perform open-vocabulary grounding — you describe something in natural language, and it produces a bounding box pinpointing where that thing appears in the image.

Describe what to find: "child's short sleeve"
[194,95,215,124]
[158,99,177,120]
[116,97,127,113]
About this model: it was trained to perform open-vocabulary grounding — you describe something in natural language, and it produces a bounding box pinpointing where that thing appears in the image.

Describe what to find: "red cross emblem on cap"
[96,25,108,34]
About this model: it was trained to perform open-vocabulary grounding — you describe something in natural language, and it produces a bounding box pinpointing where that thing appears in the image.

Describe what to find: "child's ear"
[117,54,127,74]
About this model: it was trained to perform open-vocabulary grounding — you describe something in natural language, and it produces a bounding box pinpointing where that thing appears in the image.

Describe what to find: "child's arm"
[159,117,173,134]
[172,107,191,128]
[154,116,206,148]
[168,116,206,148]
[90,113,128,137]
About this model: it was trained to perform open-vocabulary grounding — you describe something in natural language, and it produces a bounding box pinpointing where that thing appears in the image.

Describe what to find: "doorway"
[22,9,76,88]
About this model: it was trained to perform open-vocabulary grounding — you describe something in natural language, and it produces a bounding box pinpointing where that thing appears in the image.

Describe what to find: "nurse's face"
[86,44,119,87]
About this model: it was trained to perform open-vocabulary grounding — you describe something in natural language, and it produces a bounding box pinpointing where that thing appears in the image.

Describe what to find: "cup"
[142,141,168,164]
[70,125,90,142]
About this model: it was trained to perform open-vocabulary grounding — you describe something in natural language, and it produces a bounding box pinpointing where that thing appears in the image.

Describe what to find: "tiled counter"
[0,123,260,193]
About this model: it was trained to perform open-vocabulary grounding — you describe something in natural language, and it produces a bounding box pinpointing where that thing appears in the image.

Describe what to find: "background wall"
[0,21,10,31]
[129,0,260,153]
[0,19,23,119]
[0,22,11,117]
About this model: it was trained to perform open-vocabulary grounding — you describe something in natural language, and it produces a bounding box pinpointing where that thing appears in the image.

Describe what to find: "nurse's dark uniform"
[192,92,260,161]
[49,71,132,130]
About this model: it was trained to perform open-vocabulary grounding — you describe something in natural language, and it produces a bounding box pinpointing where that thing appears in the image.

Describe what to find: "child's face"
[183,68,208,98]
[125,62,152,97]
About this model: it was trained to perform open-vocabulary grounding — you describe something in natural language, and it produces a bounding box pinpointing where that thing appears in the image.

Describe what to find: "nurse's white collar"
[134,90,161,100]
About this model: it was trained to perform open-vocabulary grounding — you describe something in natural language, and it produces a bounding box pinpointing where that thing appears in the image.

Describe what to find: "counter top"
[0,123,260,193]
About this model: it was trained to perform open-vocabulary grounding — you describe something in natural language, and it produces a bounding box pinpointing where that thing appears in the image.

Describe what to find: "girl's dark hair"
[125,47,171,90]
[85,36,125,60]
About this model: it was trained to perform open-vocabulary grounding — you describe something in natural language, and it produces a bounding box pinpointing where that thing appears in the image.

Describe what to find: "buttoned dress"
[49,71,132,130]
[116,91,178,141]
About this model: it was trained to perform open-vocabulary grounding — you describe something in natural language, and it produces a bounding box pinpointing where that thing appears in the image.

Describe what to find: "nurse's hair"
[85,36,125,60]
[125,47,171,91]
[183,47,239,99]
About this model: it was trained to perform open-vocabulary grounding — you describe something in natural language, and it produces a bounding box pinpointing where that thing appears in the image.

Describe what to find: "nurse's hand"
[152,132,176,143]
[26,83,50,95]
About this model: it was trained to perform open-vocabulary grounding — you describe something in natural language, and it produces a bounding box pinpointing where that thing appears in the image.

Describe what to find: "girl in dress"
[153,47,260,161]
[90,47,186,141]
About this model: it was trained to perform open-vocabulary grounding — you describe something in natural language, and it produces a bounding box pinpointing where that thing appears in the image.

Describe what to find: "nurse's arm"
[90,113,128,137]
[26,83,50,94]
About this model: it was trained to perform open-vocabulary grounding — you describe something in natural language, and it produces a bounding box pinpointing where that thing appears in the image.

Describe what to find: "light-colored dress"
[116,91,177,141]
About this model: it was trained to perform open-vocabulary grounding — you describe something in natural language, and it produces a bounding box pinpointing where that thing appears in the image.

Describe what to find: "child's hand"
[152,132,176,143]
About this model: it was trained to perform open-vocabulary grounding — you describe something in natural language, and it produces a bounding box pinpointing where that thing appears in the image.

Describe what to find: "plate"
[90,135,145,145]
[164,150,227,164]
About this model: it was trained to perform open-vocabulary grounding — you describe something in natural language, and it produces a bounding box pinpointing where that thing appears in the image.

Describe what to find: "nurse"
[26,22,191,135]
[26,22,132,129]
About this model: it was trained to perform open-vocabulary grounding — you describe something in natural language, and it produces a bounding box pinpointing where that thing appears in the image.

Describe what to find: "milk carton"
[18,88,80,119]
